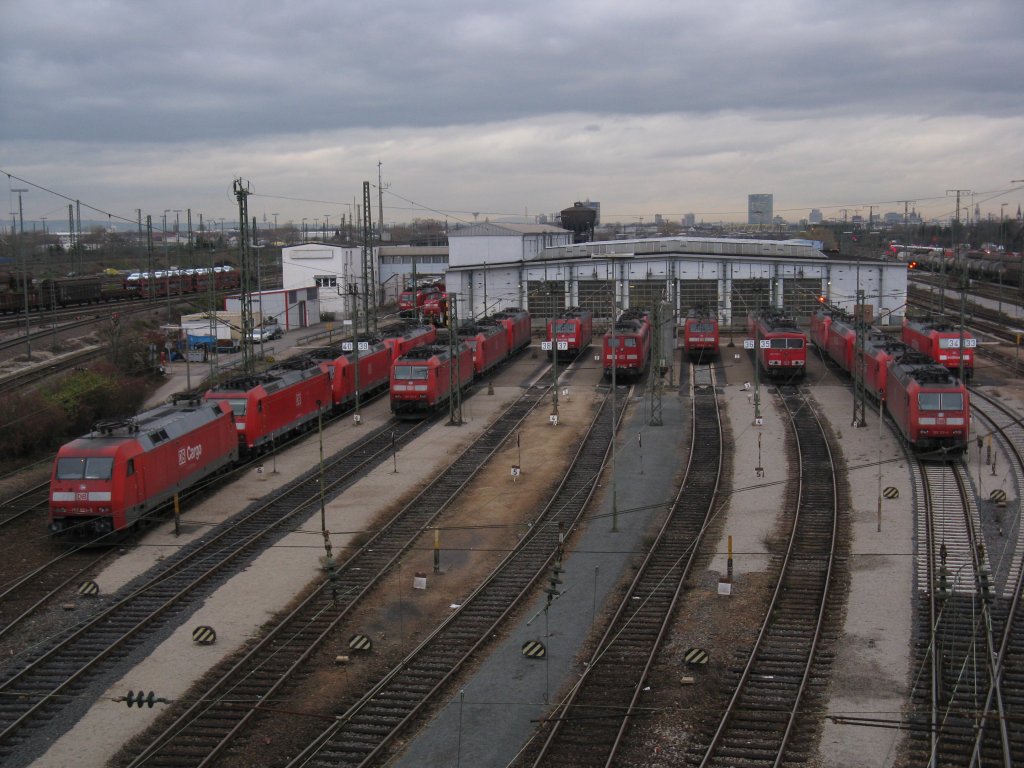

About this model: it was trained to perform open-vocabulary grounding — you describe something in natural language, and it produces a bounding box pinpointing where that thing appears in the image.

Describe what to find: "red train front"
[901,318,975,380]
[747,311,807,378]
[49,399,239,538]
[546,308,593,362]
[885,351,970,453]
[602,309,652,380]
[204,360,332,452]
[457,320,510,376]
[390,343,475,418]
[682,309,719,361]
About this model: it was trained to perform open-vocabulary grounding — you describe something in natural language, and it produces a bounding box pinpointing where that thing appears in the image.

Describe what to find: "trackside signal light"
[908,260,919,269]
[817,295,826,303]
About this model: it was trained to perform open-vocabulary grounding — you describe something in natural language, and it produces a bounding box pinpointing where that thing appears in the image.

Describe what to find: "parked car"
[249,323,283,342]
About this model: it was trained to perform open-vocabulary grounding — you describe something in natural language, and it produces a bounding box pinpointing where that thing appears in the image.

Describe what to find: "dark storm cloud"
[3,0,1022,144]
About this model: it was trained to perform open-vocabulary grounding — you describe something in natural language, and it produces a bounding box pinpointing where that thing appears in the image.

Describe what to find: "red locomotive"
[422,292,449,325]
[681,308,719,361]
[204,359,332,452]
[381,322,438,360]
[824,315,857,373]
[809,307,833,350]
[859,332,910,396]
[901,318,975,380]
[602,309,652,380]
[398,282,445,313]
[885,351,970,453]
[49,399,239,538]
[489,307,532,355]
[747,310,807,378]
[308,337,393,410]
[546,308,593,361]
[458,320,511,376]
[390,343,475,418]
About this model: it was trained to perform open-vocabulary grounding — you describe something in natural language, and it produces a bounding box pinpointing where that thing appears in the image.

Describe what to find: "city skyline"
[2,0,1023,229]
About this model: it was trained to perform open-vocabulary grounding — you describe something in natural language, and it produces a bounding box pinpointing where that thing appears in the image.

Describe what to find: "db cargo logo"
[296,393,302,406]
[178,444,203,465]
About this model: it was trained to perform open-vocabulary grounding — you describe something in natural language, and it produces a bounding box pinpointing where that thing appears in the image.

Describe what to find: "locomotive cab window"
[770,338,805,349]
[919,392,965,411]
[56,457,114,480]
[226,399,248,417]
[624,338,637,348]
[554,323,576,333]
[393,365,428,380]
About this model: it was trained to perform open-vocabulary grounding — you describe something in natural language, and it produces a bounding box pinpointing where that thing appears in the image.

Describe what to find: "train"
[901,317,975,380]
[810,310,970,454]
[747,310,807,378]
[390,343,476,418]
[203,359,333,452]
[602,309,652,380]
[488,307,532,356]
[48,399,240,537]
[0,267,240,315]
[681,308,719,361]
[546,308,593,362]
[49,321,439,539]
[458,320,511,377]
[390,309,533,418]
[398,281,445,313]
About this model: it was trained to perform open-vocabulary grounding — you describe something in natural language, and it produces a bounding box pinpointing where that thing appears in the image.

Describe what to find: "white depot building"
[281,225,908,331]
[443,223,908,328]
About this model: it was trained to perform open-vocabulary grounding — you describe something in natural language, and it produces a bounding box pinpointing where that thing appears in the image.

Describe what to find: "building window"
[314,275,337,288]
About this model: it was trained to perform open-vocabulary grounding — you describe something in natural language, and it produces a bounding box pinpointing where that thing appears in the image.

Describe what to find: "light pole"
[12,188,31,361]
[162,210,171,323]
[272,212,279,231]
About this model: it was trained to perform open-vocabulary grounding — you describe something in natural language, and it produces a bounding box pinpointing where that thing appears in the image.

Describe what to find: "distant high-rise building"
[682,213,696,227]
[808,208,823,224]
[748,194,773,226]
[654,214,664,225]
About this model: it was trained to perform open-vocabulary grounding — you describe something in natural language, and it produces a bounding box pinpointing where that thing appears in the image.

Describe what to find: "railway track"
[119,383,551,766]
[0,389,394,645]
[932,390,1024,765]
[522,361,723,766]
[688,385,843,767]
[283,387,628,768]
[0,481,49,529]
[0,415,431,763]
[906,456,1010,766]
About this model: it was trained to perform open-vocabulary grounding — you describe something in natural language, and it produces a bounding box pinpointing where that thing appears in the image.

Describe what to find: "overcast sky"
[2,0,1023,232]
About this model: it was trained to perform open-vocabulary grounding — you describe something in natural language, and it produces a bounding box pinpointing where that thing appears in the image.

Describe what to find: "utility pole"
[448,297,463,425]
[648,299,664,426]
[234,178,256,376]
[948,189,971,382]
[12,188,30,361]
[361,181,374,334]
[610,295,619,532]
[378,161,389,243]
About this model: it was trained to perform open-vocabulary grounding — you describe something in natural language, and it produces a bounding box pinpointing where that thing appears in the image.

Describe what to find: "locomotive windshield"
[56,457,114,480]
[394,365,429,380]
[918,392,965,411]
[624,338,637,348]
[769,338,804,349]
[554,323,576,333]
[690,323,715,333]
[225,398,247,417]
